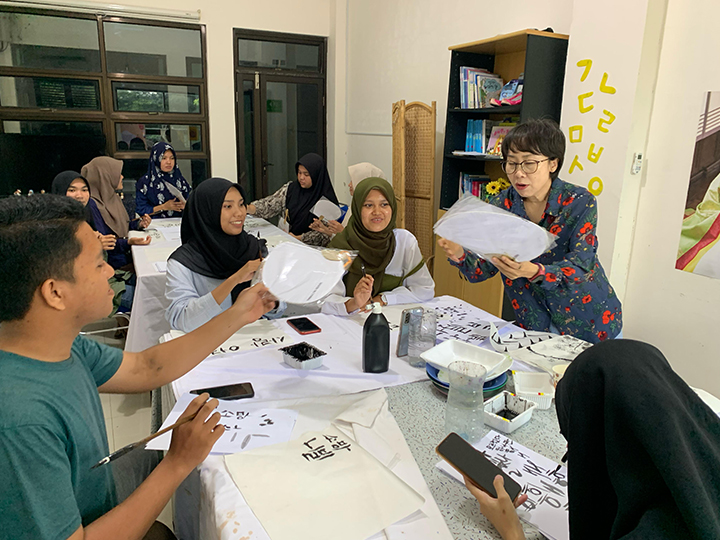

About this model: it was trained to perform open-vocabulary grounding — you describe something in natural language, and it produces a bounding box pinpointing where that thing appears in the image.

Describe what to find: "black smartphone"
[436,432,522,501]
[287,317,322,335]
[397,307,422,357]
[190,382,255,400]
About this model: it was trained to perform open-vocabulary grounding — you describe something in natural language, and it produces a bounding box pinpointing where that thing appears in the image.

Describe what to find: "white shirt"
[165,259,285,332]
[321,228,435,316]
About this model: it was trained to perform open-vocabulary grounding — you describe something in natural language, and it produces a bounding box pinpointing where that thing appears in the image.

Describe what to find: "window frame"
[0,6,211,181]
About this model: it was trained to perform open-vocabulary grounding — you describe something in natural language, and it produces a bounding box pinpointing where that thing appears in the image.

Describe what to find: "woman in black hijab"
[165,178,282,332]
[51,171,119,252]
[464,339,720,540]
[247,153,339,246]
[51,171,97,230]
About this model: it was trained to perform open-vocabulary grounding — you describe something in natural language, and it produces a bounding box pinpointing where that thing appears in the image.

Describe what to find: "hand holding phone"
[435,433,522,501]
[436,433,526,539]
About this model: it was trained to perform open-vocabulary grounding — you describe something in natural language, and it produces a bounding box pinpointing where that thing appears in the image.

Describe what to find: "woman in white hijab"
[309,162,386,235]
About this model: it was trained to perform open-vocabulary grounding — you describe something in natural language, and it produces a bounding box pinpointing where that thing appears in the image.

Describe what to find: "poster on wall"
[675,91,720,280]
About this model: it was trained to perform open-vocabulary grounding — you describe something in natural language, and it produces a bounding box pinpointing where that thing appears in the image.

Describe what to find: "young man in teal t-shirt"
[0,195,276,540]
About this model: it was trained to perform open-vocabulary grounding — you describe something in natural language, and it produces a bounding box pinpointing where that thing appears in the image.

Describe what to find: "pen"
[361,261,366,278]
[90,409,201,470]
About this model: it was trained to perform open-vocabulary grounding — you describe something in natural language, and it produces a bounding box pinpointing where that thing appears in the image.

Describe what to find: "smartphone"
[397,307,423,357]
[190,382,255,400]
[287,317,322,335]
[436,432,522,501]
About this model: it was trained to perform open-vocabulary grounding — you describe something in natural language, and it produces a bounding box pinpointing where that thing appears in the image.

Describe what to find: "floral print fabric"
[451,177,622,343]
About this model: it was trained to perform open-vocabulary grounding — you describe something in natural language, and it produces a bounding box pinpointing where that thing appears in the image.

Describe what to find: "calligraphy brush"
[91,410,200,470]
[130,210,162,222]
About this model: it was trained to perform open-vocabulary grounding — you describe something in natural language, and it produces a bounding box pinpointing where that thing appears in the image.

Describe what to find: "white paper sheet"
[437,318,512,346]
[509,335,592,374]
[224,425,425,540]
[489,323,556,352]
[160,227,181,241]
[129,229,162,241]
[436,430,569,540]
[434,197,557,262]
[146,393,298,454]
[154,261,167,273]
[169,319,293,357]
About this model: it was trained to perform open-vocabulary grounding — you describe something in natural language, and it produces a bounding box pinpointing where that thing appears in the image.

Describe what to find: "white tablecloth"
[168,296,512,401]
[161,297,522,539]
[126,216,299,352]
[171,389,454,540]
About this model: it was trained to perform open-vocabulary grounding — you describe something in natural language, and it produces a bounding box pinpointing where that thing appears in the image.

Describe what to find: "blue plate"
[426,363,508,391]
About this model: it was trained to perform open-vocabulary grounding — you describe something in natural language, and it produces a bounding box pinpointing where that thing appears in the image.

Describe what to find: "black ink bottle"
[363,303,390,373]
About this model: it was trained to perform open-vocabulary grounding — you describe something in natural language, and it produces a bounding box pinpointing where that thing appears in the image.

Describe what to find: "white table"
[126,216,299,352]
[159,297,562,540]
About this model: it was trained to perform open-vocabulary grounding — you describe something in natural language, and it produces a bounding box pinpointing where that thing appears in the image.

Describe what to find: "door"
[234,29,327,201]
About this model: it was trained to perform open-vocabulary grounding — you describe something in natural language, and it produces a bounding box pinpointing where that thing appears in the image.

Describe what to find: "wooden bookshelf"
[436,29,569,318]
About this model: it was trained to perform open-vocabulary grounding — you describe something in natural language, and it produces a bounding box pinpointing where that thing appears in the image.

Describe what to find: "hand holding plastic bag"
[251,243,357,304]
[434,196,556,262]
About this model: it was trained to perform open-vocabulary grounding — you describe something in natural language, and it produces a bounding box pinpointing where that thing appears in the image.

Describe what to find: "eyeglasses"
[502,158,549,175]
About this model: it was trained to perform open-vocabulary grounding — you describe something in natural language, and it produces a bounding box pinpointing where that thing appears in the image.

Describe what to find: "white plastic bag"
[253,243,357,304]
[434,196,557,261]
[311,196,342,222]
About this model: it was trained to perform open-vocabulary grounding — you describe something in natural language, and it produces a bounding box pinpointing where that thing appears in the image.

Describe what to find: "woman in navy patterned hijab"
[135,142,192,218]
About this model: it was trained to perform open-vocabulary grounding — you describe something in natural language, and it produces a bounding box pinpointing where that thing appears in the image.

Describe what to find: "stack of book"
[452,118,518,156]
[459,67,503,109]
[459,173,490,198]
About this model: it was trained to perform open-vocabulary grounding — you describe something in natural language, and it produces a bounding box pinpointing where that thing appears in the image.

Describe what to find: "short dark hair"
[0,195,86,322]
[501,118,566,179]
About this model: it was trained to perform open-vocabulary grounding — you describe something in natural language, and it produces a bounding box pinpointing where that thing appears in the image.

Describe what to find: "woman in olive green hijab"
[323,177,435,314]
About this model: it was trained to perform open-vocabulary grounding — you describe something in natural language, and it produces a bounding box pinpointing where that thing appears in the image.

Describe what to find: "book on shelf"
[459,67,503,109]
[462,118,516,155]
[487,125,514,155]
[458,173,490,198]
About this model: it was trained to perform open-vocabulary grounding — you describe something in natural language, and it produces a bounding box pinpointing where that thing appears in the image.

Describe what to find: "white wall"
[623,0,720,395]
[558,0,649,276]
[332,0,574,202]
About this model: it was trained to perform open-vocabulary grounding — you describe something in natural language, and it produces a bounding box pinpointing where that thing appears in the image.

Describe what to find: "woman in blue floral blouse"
[438,119,622,343]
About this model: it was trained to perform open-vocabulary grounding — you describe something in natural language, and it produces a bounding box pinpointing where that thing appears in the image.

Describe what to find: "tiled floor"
[101,391,174,532]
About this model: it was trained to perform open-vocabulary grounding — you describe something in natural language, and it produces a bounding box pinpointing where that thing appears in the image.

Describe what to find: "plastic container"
[445,360,487,444]
[362,303,389,373]
[420,339,510,380]
[484,391,537,434]
[280,342,326,370]
[513,371,555,410]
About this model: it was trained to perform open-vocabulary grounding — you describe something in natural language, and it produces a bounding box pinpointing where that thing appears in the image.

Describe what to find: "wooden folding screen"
[391,100,437,267]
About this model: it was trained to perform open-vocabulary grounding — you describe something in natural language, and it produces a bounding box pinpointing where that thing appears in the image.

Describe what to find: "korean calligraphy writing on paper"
[568,58,618,196]
[301,434,353,462]
[483,434,568,512]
